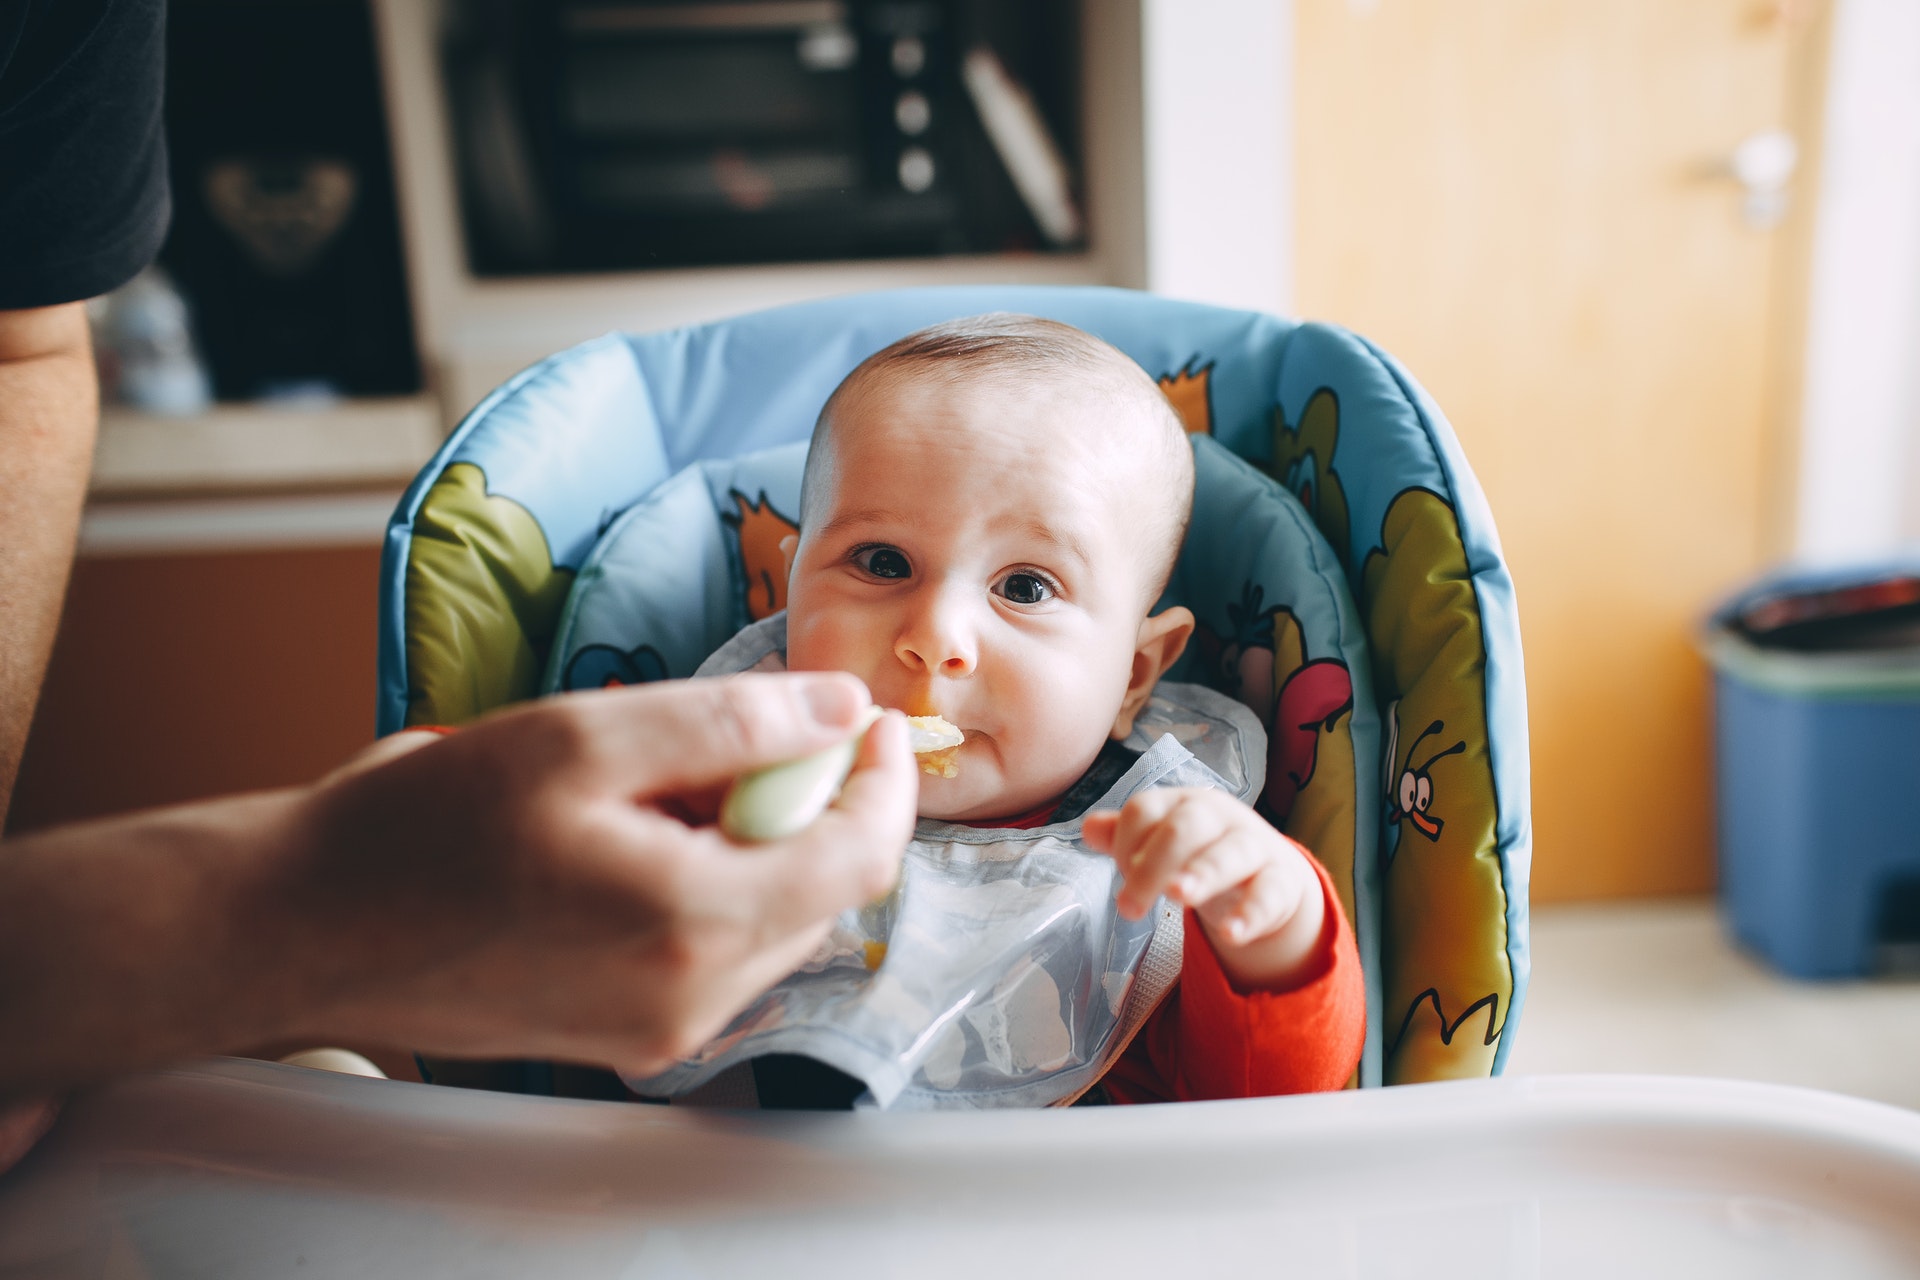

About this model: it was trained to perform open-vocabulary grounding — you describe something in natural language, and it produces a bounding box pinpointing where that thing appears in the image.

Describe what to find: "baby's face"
[785,373,1171,822]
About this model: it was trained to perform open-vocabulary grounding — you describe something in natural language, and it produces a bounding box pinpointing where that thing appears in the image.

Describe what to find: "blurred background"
[10,0,1920,1101]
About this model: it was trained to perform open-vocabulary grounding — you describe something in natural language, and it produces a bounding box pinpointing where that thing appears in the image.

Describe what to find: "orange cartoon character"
[724,488,800,621]
[1157,358,1215,436]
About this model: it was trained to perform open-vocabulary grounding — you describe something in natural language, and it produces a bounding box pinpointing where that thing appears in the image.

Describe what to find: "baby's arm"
[1081,787,1326,989]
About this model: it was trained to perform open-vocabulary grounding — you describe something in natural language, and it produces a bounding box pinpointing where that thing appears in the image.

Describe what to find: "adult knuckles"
[485,777,592,880]
[515,701,606,774]
[643,924,710,998]
[638,868,735,984]
[696,678,789,764]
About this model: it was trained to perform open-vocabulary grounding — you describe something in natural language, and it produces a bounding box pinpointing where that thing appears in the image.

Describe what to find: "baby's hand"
[1082,788,1327,990]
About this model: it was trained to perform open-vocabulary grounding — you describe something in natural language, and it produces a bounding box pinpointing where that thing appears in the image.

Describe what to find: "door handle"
[1705,129,1800,229]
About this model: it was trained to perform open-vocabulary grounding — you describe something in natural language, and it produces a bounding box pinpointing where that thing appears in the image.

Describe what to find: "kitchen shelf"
[91,396,444,496]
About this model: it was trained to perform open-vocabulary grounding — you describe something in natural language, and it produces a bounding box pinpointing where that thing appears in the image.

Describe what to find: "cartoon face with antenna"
[1383,701,1467,848]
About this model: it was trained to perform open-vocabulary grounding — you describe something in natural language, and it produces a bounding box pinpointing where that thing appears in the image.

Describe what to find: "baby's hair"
[801,313,1195,604]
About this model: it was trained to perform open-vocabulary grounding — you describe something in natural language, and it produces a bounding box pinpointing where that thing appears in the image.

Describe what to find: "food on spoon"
[906,714,963,778]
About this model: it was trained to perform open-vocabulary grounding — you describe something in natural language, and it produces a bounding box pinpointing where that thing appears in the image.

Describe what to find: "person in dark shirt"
[0,0,170,828]
[0,0,170,311]
[0,0,920,1170]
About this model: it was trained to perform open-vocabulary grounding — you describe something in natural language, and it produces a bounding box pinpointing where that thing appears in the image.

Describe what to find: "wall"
[1139,0,1293,314]
[1791,0,1920,560]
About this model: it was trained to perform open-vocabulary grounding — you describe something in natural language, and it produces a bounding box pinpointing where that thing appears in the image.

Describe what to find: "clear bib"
[628,615,1266,1110]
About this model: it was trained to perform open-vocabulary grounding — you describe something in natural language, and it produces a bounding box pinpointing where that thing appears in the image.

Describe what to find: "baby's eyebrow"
[812,506,913,539]
[1014,518,1091,572]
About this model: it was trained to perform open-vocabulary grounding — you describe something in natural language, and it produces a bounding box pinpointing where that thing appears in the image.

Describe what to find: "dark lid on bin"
[1714,550,1920,653]
[1706,549,1920,697]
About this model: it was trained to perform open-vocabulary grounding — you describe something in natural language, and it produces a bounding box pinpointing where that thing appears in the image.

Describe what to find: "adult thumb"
[560,671,877,798]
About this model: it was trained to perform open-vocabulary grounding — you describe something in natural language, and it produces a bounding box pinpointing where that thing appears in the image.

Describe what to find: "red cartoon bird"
[1260,658,1354,823]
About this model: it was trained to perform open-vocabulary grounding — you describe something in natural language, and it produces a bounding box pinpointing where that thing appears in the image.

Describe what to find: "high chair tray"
[3,1059,1918,1279]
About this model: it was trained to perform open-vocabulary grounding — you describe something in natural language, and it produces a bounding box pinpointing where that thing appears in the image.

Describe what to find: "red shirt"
[1101,852,1365,1102]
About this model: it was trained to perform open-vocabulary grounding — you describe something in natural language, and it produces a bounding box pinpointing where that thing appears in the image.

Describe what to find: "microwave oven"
[443,0,1082,274]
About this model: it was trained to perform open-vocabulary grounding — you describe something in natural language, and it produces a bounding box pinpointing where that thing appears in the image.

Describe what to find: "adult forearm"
[0,303,99,823]
[0,674,913,1101]
[0,788,318,1099]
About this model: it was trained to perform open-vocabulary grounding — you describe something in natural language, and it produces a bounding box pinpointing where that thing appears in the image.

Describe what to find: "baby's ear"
[1112,606,1194,739]
[780,533,799,580]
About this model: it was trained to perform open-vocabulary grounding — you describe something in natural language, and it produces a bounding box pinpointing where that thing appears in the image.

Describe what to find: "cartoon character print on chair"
[725,489,800,622]
[1192,580,1360,944]
[1362,486,1511,1086]
[562,643,669,691]
[403,462,575,728]
[1157,358,1215,436]
[1272,389,1352,569]
[1383,701,1466,850]
[1191,579,1284,716]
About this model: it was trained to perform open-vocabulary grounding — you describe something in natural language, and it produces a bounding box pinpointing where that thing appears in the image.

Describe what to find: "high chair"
[377,286,1531,1091]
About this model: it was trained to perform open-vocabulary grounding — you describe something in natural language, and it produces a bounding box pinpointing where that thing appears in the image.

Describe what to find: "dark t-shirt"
[0,0,169,308]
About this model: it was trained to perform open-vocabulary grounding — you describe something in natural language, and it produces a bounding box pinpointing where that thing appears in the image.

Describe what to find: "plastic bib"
[626,615,1267,1110]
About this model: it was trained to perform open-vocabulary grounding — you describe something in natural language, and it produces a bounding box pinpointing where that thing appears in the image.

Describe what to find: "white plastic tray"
[2,1059,1918,1278]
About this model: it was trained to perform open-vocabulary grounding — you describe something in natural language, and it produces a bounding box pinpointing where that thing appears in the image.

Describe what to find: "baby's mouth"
[902,713,965,779]
[903,714,963,754]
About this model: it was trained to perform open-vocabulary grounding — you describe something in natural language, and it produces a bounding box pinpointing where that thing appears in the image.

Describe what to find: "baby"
[644,314,1363,1109]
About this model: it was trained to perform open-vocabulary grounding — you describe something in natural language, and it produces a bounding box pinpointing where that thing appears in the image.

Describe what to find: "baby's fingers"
[1109,791,1228,919]
[1196,857,1304,947]
[1080,810,1121,852]
[1166,828,1272,915]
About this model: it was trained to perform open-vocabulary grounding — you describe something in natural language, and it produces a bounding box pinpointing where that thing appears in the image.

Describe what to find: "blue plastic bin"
[1709,562,1920,978]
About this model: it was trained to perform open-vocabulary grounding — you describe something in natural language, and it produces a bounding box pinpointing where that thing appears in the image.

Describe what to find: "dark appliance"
[163,0,421,399]
[444,0,1082,274]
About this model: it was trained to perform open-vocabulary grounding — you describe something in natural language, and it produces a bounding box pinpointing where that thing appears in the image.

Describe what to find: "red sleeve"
[1099,851,1364,1103]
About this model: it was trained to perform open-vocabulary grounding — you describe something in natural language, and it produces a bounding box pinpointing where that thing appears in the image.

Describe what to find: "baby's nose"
[932,650,973,676]
[898,636,976,678]
[896,599,977,677]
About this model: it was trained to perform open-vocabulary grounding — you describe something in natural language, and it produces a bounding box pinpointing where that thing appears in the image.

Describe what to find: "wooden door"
[1295,1,1828,899]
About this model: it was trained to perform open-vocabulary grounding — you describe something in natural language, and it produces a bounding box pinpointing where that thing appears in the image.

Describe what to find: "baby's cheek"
[785,611,875,677]
[1006,665,1114,773]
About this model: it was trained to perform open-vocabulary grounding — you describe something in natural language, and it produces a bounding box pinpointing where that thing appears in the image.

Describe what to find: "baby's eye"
[854,546,911,579]
[995,571,1055,605]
